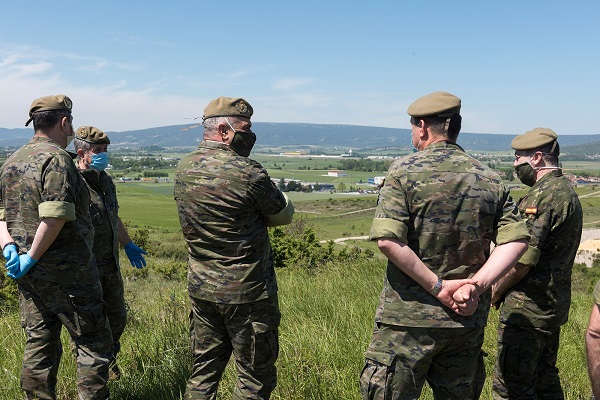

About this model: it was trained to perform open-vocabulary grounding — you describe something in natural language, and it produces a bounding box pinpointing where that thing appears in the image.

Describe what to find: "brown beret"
[511,127,557,151]
[407,91,461,118]
[202,96,253,121]
[25,94,73,127]
[76,126,111,144]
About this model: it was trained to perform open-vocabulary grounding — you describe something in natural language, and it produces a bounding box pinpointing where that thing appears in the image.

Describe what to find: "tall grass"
[1,257,595,399]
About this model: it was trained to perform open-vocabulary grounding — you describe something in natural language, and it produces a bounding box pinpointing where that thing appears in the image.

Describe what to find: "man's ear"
[531,151,544,167]
[217,122,230,142]
[76,148,85,158]
[418,120,429,141]
[61,116,70,132]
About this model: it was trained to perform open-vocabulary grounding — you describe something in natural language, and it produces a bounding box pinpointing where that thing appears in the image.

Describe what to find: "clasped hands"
[434,279,481,317]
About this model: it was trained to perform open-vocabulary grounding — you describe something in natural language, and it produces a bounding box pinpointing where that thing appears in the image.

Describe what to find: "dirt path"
[324,228,600,267]
[577,228,600,267]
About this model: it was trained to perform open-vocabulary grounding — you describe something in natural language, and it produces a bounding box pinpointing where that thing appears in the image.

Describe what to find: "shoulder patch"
[525,207,538,215]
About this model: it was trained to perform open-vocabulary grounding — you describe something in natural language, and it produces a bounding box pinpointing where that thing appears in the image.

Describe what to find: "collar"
[423,141,464,152]
[200,140,235,152]
[30,136,73,157]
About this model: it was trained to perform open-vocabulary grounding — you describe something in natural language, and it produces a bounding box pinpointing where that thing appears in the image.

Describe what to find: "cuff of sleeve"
[0,207,4,220]
[496,221,530,245]
[370,217,407,242]
[38,201,76,221]
[518,245,541,267]
[265,193,295,226]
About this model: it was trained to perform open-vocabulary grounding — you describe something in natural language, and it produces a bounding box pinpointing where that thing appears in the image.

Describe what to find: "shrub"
[147,234,188,261]
[152,259,187,281]
[131,228,151,250]
[269,218,375,270]
[270,219,334,269]
[0,273,18,311]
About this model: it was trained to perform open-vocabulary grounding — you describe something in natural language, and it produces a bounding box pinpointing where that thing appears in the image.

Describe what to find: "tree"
[337,182,346,192]
[286,180,302,192]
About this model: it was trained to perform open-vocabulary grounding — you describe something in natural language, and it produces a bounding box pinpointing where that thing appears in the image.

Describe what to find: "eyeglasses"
[224,117,253,134]
[514,154,528,162]
[514,151,555,161]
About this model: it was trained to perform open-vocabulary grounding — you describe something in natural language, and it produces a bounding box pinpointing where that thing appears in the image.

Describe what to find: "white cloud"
[272,77,315,90]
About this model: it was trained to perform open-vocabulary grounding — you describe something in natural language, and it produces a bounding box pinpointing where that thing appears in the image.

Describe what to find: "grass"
[1,258,595,399]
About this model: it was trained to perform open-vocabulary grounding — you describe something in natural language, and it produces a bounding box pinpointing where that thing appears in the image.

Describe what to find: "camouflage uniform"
[79,168,127,367]
[0,136,112,400]
[361,142,529,399]
[493,170,583,399]
[175,140,287,400]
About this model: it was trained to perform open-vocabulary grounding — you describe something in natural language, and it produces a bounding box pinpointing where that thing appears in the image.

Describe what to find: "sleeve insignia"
[525,207,538,215]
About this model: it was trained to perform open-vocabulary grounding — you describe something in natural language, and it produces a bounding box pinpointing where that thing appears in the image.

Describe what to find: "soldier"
[587,279,600,400]
[0,95,112,399]
[174,96,294,399]
[360,91,530,399]
[492,128,583,399]
[74,126,147,379]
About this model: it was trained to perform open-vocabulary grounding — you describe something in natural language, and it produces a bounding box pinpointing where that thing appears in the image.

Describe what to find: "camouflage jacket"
[500,170,582,328]
[174,140,287,304]
[370,141,529,328]
[80,169,120,275]
[0,136,97,285]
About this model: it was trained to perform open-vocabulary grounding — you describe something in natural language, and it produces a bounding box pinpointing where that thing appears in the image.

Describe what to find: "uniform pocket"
[360,351,395,400]
[498,341,531,380]
[361,350,421,400]
[251,321,279,366]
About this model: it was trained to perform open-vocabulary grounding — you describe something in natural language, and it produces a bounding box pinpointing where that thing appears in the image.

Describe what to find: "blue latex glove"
[124,241,147,269]
[3,244,19,275]
[7,253,38,279]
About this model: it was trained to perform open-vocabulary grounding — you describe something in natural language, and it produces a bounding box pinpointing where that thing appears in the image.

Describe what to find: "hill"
[0,123,599,153]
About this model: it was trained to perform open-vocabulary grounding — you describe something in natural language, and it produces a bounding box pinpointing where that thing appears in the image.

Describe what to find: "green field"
[1,155,599,399]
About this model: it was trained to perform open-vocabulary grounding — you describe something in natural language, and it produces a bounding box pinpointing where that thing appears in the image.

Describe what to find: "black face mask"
[515,162,536,187]
[230,130,256,157]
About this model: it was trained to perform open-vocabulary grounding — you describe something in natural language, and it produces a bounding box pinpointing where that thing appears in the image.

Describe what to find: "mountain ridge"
[0,123,598,152]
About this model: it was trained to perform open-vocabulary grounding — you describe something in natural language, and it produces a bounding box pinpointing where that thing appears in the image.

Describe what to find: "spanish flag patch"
[525,207,538,215]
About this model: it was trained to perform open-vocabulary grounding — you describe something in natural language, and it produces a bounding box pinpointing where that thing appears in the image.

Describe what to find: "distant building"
[367,176,386,186]
[328,170,348,177]
[304,182,335,191]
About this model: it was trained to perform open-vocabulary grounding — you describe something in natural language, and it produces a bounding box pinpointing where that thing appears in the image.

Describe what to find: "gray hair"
[73,137,94,152]
[203,116,229,139]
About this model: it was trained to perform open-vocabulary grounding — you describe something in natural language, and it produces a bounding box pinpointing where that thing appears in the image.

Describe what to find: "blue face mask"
[89,152,109,171]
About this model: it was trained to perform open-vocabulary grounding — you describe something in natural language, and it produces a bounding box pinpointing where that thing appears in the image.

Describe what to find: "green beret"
[407,91,461,118]
[202,96,253,121]
[511,127,557,151]
[25,94,73,127]
[76,126,110,145]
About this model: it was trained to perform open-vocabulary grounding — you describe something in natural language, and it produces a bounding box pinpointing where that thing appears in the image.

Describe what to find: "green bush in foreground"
[269,217,374,270]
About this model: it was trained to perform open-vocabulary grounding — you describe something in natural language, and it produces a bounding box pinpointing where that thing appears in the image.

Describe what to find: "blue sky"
[1,1,598,135]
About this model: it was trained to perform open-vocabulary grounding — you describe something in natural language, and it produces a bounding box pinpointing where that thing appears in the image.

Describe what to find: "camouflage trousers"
[185,295,280,400]
[18,275,113,400]
[360,323,485,400]
[493,322,563,400]
[99,272,127,367]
